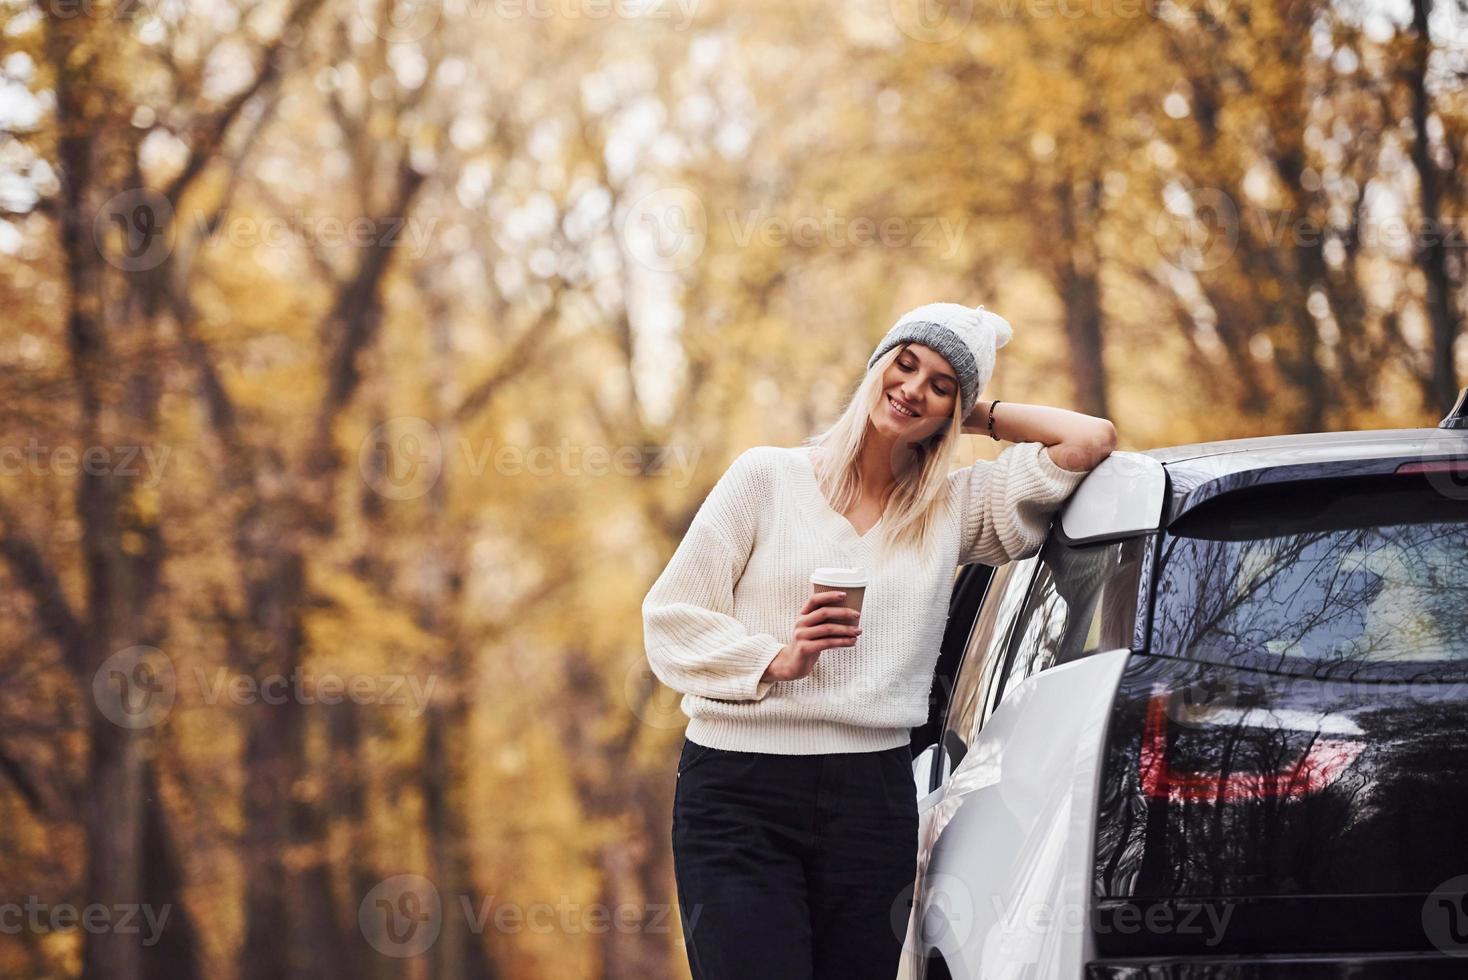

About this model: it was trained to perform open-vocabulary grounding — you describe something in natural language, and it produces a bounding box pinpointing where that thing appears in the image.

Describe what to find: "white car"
[899,397,1468,979]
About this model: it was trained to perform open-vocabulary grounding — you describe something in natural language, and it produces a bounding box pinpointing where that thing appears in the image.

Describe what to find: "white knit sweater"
[641,441,1090,755]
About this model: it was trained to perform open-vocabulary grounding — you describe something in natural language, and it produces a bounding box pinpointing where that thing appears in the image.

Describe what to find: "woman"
[642,302,1116,980]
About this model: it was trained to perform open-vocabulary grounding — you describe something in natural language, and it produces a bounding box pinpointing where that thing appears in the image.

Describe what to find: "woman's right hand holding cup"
[760,591,861,683]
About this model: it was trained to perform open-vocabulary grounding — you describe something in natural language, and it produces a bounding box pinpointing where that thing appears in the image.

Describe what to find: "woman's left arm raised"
[950,400,1117,565]
[962,399,1117,473]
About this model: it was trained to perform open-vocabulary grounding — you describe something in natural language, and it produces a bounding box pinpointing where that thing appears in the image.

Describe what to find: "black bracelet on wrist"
[987,400,1002,441]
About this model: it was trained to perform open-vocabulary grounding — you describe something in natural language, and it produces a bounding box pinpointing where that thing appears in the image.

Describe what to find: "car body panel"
[1055,428,1468,547]
[1091,654,1468,957]
[908,648,1132,978]
[1057,452,1167,546]
[1139,426,1455,465]
[1157,428,1468,521]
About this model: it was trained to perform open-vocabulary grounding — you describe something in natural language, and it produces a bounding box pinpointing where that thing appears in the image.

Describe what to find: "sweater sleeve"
[951,441,1091,567]
[642,449,785,702]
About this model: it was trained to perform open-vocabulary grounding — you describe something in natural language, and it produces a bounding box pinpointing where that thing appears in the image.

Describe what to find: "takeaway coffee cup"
[810,566,868,615]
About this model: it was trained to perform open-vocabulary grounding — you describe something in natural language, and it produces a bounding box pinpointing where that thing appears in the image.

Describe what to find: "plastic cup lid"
[809,566,869,588]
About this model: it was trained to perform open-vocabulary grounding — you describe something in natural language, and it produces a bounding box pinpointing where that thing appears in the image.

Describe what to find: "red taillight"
[1138,689,1364,803]
[1394,459,1468,476]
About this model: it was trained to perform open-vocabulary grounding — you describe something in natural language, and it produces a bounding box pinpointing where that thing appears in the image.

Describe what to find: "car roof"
[1140,426,1461,466]
[1057,426,1468,545]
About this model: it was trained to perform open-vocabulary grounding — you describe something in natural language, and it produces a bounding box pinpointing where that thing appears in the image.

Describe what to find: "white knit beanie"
[866,302,1014,417]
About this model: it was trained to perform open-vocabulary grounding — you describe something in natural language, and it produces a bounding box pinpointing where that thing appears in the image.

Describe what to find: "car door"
[910,534,1147,979]
[908,561,999,764]
[899,553,1041,980]
[915,556,1039,800]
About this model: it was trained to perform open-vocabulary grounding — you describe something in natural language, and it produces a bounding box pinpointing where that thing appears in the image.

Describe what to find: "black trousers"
[671,737,919,980]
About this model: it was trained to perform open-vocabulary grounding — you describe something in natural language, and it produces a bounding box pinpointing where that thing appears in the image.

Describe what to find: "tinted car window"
[993,535,1147,708]
[939,555,1038,772]
[1153,477,1468,676]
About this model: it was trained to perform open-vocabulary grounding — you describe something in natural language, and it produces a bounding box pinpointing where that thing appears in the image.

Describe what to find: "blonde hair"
[800,344,968,555]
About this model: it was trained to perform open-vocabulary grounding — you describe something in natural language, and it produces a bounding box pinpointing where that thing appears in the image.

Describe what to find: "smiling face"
[871,342,960,440]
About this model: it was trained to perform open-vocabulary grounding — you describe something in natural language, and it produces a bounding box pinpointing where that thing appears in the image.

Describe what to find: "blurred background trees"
[0,0,1463,976]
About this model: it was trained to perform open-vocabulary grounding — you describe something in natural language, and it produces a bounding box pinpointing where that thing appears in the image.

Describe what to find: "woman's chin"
[871,415,910,437]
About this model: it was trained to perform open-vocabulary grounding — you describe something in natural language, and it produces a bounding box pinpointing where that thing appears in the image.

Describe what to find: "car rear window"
[1152,475,1468,675]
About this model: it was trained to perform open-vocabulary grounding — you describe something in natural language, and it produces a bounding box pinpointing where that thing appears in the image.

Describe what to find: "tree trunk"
[1052,175,1110,418]
[1408,0,1464,413]
[140,760,204,979]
